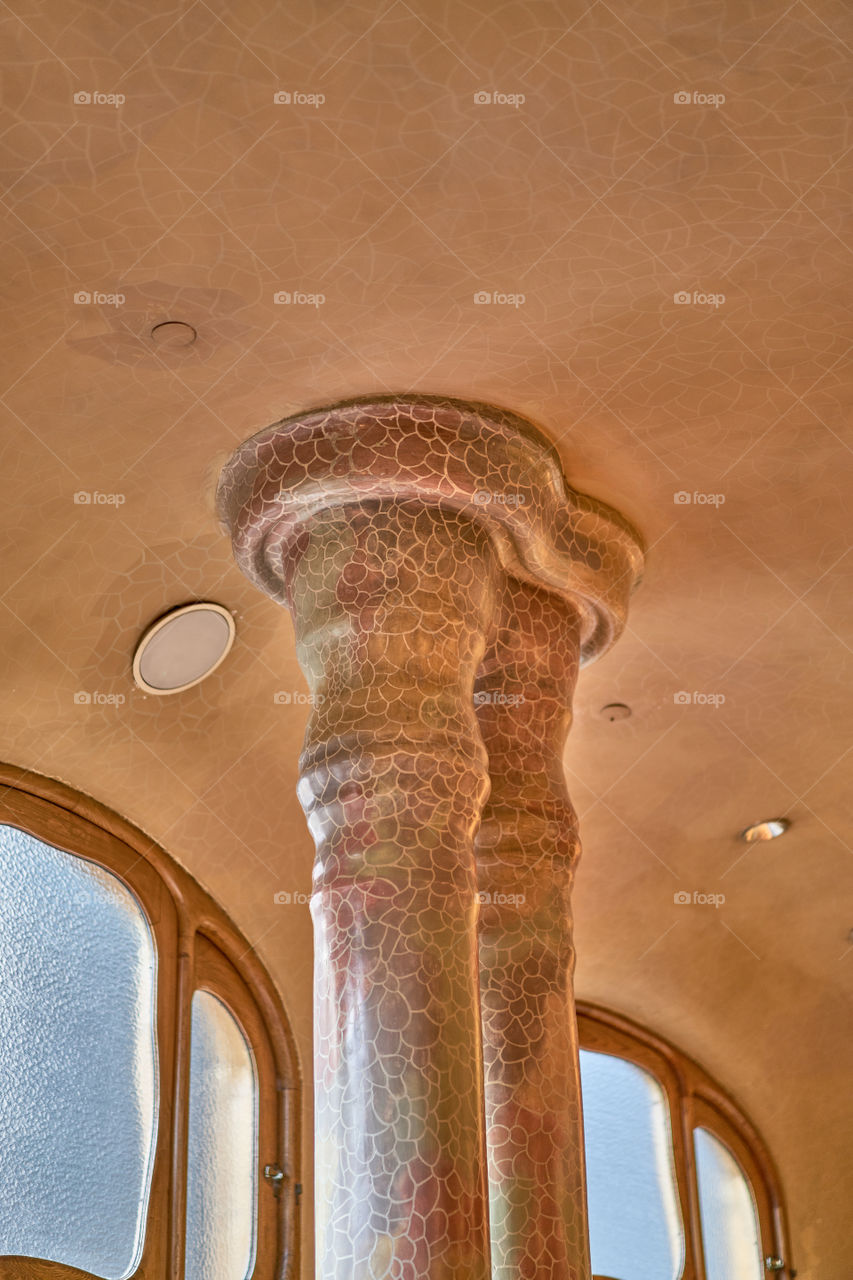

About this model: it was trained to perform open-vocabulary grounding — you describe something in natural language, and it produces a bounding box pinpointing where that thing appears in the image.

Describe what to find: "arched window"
[0,767,301,1280]
[577,1002,793,1280]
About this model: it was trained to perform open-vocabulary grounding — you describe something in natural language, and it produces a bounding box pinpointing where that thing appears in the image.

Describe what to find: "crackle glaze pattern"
[287,500,497,1280]
[218,398,637,1278]
[475,580,589,1280]
[216,395,644,666]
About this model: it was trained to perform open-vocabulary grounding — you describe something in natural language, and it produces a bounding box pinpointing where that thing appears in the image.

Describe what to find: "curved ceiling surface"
[1,3,851,1275]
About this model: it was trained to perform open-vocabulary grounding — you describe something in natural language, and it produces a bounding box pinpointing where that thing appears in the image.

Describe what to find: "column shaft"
[285,500,497,1280]
[475,577,591,1280]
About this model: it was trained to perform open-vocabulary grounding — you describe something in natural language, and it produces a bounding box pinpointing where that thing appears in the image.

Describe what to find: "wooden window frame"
[578,1001,793,1280]
[0,765,301,1280]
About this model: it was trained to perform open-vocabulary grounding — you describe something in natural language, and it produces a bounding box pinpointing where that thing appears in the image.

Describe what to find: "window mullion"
[680,1089,709,1280]
[167,925,195,1280]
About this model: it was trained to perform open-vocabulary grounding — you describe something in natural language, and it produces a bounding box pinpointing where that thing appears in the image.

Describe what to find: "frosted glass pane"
[695,1127,763,1280]
[185,990,257,1280]
[580,1049,684,1280]
[0,824,157,1278]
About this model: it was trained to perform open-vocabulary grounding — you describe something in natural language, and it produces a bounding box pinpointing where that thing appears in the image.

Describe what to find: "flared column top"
[217,394,644,665]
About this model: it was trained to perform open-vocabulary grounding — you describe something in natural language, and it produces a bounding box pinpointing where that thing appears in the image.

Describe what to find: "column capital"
[217,395,643,664]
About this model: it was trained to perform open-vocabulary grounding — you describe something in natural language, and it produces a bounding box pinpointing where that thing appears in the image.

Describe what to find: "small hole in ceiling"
[150,320,197,349]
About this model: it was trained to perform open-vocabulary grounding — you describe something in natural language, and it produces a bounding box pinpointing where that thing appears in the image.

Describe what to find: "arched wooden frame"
[0,765,302,1280]
[577,1001,793,1280]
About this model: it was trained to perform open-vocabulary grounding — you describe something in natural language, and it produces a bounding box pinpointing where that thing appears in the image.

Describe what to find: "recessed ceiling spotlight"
[741,818,790,843]
[132,603,235,695]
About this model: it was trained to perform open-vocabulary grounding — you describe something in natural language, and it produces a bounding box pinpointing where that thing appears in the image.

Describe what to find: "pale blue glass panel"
[580,1048,684,1280]
[695,1127,763,1280]
[185,990,257,1280]
[0,824,157,1278]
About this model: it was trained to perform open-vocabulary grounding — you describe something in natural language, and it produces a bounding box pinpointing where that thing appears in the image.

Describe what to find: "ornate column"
[217,395,642,1280]
[475,578,589,1280]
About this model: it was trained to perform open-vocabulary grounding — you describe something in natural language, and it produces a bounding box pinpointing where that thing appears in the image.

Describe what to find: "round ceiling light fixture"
[741,817,790,843]
[132,602,236,695]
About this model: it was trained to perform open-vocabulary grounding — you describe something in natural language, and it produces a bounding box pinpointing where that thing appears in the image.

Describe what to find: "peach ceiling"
[1,1,851,1276]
